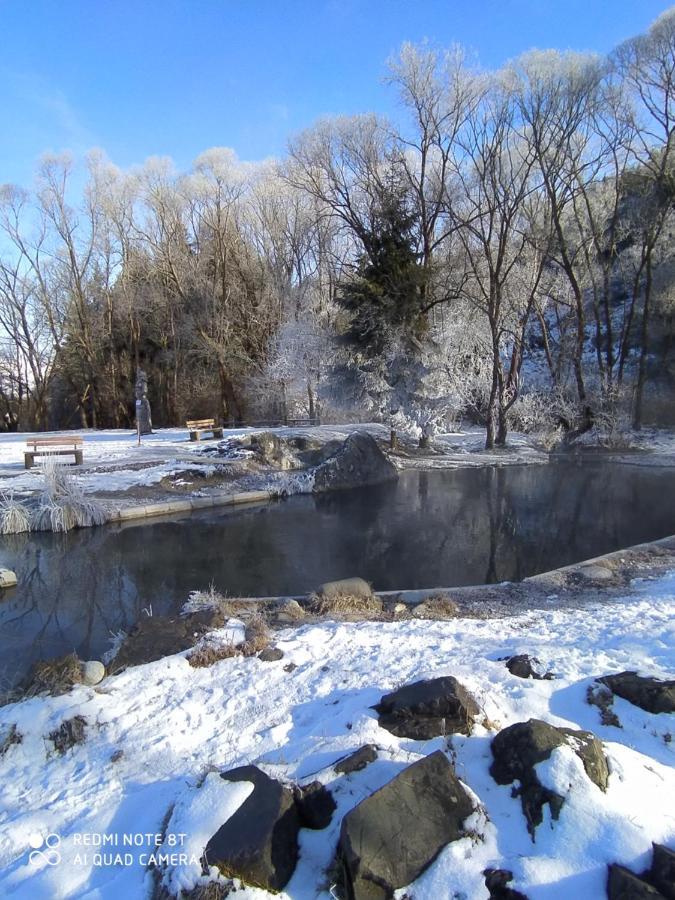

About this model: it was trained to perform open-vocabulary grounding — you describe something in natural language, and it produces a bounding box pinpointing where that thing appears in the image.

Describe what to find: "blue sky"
[1,0,672,187]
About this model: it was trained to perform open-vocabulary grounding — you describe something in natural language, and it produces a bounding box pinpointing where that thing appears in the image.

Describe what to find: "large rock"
[607,864,666,899]
[318,577,373,603]
[598,671,675,714]
[490,719,608,837]
[204,765,300,892]
[248,432,301,470]
[334,744,378,775]
[338,751,474,899]
[374,676,479,740]
[650,844,675,899]
[504,654,553,681]
[312,432,398,493]
[293,781,336,830]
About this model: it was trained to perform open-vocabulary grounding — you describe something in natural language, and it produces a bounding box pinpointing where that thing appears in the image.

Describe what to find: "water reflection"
[1,461,674,685]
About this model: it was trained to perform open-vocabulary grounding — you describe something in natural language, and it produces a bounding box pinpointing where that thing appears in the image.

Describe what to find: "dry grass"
[241,612,271,654]
[0,492,31,534]
[48,715,87,754]
[308,592,383,618]
[413,592,460,620]
[187,613,271,668]
[0,723,22,756]
[587,683,621,727]
[187,641,240,668]
[22,652,83,697]
[32,458,108,532]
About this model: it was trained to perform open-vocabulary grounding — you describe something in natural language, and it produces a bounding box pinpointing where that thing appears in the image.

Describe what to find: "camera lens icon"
[28,833,61,866]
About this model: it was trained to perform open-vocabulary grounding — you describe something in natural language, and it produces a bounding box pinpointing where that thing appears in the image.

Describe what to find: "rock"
[204,765,300,892]
[274,599,305,623]
[0,568,18,588]
[249,432,300,470]
[312,432,398,493]
[108,608,226,673]
[504,655,554,680]
[607,864,667,899]
[283,662,298,673]
[81,660,105,685]
[374,676,479,740]
[258,647,284,662]
[383,599,408,617]
[649,844,675,899]
[338,751,474,900]
[318,577,373,603]
[598,671,675,714]
[577,564,614,582]
[490,719,608,836]
[334,744,378,775]
[484,868,529,899]
[293,781,336,830]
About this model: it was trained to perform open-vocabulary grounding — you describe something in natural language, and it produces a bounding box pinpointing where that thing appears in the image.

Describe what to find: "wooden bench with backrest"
[186,418,224,442]
[25,436,84,469]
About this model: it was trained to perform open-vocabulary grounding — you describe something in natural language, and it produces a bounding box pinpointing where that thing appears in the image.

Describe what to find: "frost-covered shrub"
[0,492,31,534]
[31,458,108,532]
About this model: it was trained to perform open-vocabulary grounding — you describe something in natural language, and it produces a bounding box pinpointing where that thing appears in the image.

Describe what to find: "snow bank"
[0,575,672,898]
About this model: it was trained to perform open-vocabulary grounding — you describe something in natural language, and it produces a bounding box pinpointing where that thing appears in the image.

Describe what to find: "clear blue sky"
[1,0,672,187]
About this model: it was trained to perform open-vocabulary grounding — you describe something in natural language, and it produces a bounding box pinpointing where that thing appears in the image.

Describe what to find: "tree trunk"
[633,254,653,431]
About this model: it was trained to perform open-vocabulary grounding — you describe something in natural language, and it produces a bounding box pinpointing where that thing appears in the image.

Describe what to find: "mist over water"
[1,461,674,685]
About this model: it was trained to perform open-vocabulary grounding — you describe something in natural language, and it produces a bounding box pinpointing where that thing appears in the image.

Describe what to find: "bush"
[31,458,108,532]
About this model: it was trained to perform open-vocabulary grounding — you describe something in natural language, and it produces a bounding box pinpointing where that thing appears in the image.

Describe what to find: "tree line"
[1,10,674,447]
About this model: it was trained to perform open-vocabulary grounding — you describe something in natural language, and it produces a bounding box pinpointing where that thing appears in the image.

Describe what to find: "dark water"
[1,461,675,685]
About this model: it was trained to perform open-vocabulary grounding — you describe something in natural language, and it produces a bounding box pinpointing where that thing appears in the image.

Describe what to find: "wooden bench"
[25,436,84,469]
[186,418,224,442]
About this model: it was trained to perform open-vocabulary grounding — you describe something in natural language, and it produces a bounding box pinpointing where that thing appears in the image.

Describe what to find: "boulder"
[312,432,398,493]
[484,868,529,900]
[81,660,105,686]
[204,765,300,892]
[504,655,554,681]
[258,647,284,662]
[577,564,614,582]
[274,599,305,623]
[318,577,373,603]
[598,671,675,714]
[338,751,474,900]
[334,744,378,775]
[249,432,300,470]
[293,781,336,830]
[607,864,666,899]
[490,719,608,836]
[649,844,675,899]
[374,676,479,740]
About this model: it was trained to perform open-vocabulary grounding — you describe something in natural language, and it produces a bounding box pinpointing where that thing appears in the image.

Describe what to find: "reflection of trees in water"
[1,463,674,685]
[0,527,143,681]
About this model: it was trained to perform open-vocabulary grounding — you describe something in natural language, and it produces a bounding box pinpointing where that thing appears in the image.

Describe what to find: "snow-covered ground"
[1,423,673,500]
[0,574,673,899]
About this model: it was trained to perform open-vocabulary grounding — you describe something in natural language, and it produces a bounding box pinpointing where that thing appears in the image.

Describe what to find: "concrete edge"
[216,533,675,608]
[114,489,274,523]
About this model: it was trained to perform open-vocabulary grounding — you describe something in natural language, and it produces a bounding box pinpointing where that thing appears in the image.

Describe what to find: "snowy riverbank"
[0,572,673,899]
[0,424,674,514]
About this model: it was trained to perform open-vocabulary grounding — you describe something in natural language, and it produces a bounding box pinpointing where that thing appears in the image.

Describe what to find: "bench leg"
[24,453,34,470]
[190,431,200,442]
[213,428,223,439]
[74,450,83,465]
